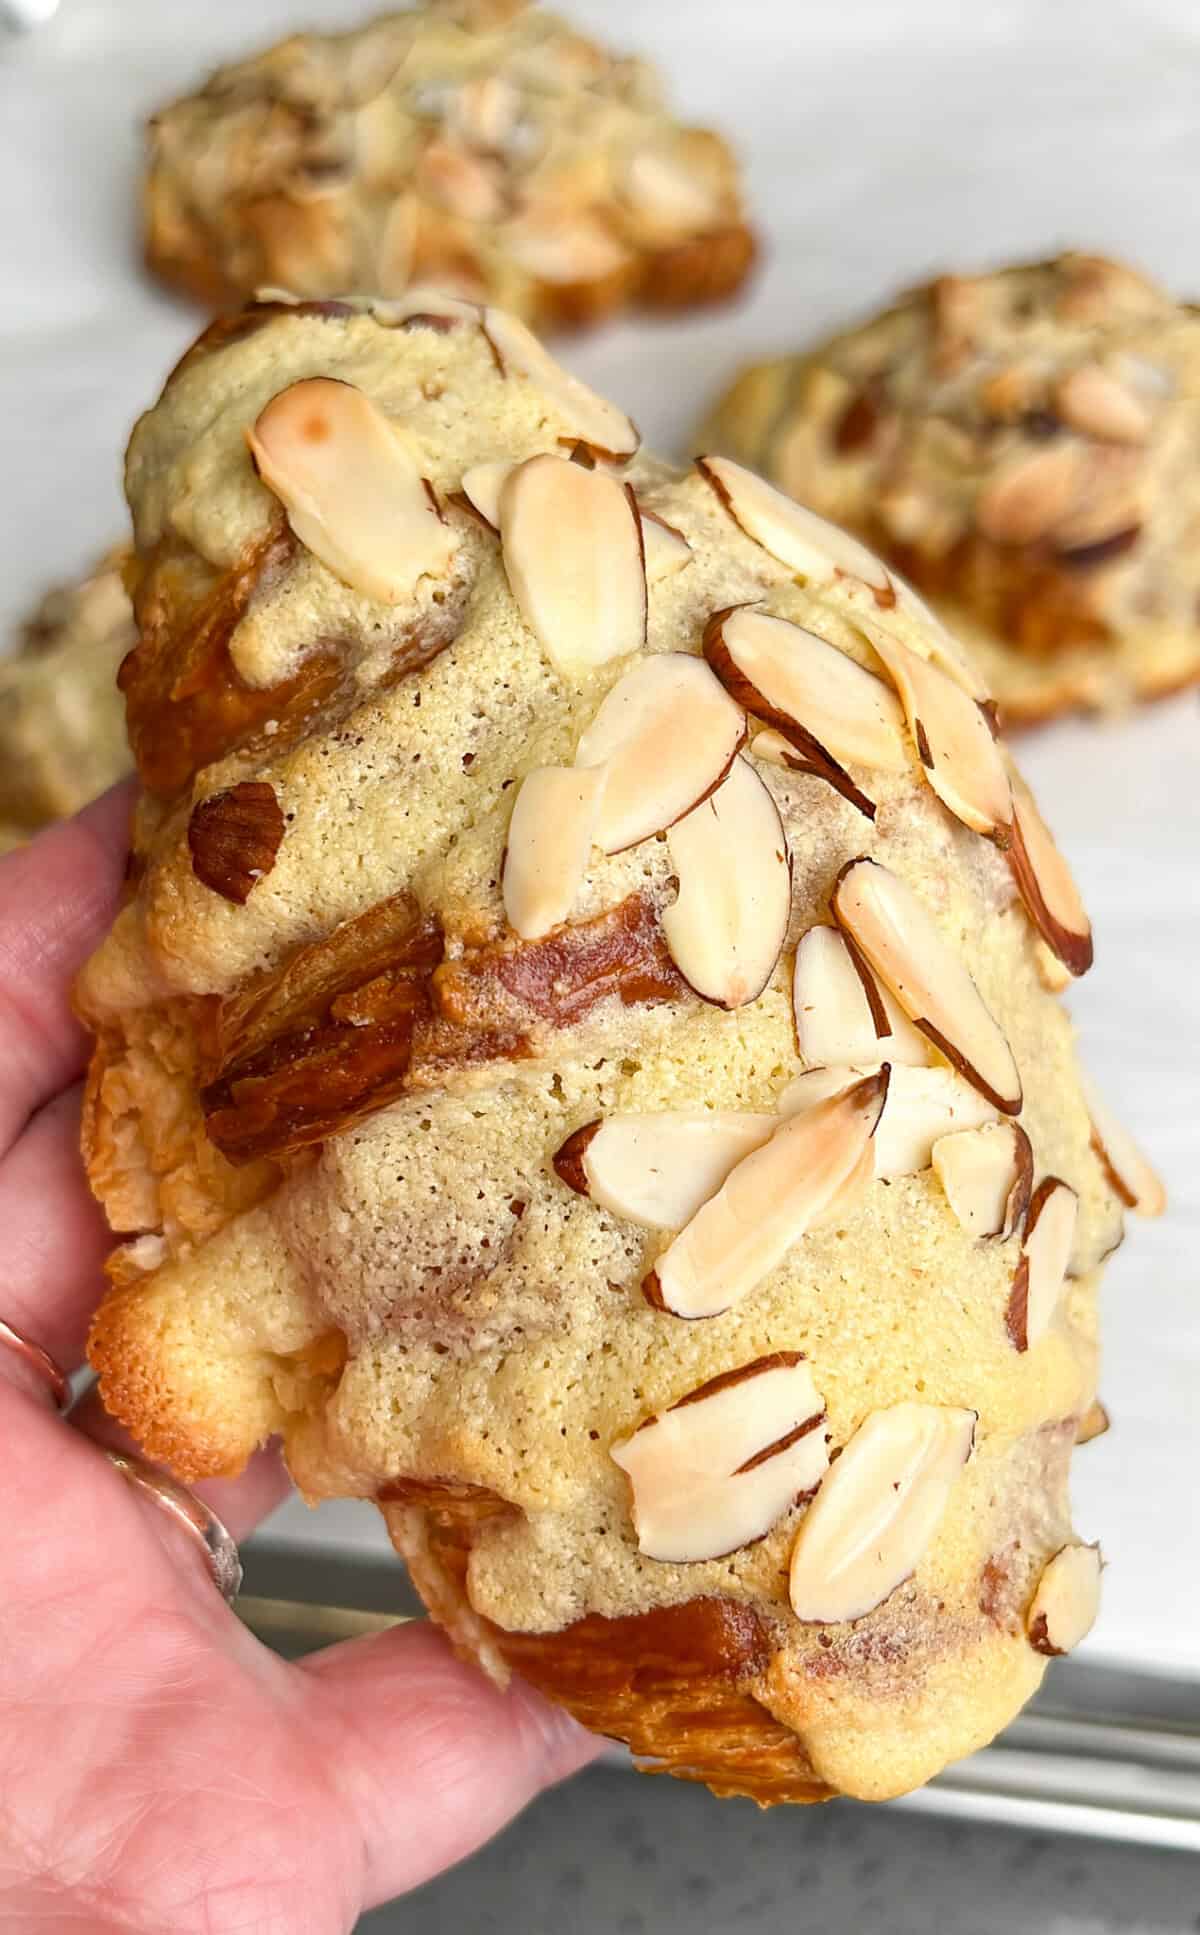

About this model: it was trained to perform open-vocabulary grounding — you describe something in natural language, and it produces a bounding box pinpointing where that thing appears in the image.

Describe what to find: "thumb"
[298,1619,601,1912]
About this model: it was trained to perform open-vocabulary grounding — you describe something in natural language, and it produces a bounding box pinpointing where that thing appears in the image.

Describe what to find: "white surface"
[1,0,1196,1676]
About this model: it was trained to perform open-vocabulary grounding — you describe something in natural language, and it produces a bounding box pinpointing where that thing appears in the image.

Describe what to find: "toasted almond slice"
[369,285,485,329]
[1008,772,1093,977]
[459,459,513,531]
[247,378,456,603]
[860,621,1012,842]
[788,1402,976,1623]
[832,858,1023,1115]
[611,1355,828,1563]
[499,455,647,677]
[1081,1073,1165,1217]
[644,1071,887,1319]
[890,571,991,702]
[553,1110,776,1229]
[623,146,726,233]
[705,606,908,779]
[792,924,929,1070]
[1055,363,1149,444]
[697,456,893,600]
[574,653,746,854]
[1006,1177,1078,1351]
[483,307,639,460]
[662,757,792,1010]
[639,508,694,583]
[1026,1542,1103,1656]
[1077,1399,1111,1445]
[779,1063,999,1180]
[504,212,633,286]
[502,766,605,939]
[932,1122,1034,1238]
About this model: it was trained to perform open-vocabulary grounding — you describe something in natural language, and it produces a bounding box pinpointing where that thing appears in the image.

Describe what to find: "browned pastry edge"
[380,1480,832,1806]
[143,201,758,334]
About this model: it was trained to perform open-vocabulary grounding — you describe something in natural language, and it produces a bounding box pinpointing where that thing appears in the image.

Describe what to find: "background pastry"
[702,253,1200,723]
[0,548,132,849]
[79,293,1159,1807]
[144,0,756,330]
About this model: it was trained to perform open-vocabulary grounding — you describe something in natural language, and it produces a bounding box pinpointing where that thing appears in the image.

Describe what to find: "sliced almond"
[860,621,1012,842]
[779,1063,998,1181]
[932,1122,1034,1238]
[639,508,693,583]
[504,212,632,286]
[610,1355,828,1563]
[1081,1073,1165,1217]
[697,455,893,600]
[553,1110,776,1229]
[792,924,929,1069]
[1008,771,1093,977]
[644,1071,887,1319]
[1026,1542,1103,1656]
[247,378,455,603]
[459,459,513,531]
[662,757,791,1010]
[574,653,746,854]
[704,608,905,824]
[1054,364,1150,444]
[370,285,485,329]
[1006,1177,1078,1351]
[975,442,1083,546]
[891,571,991,703]
[788,1402,976,1623]
[623,146,725,233]
[1077,1399,1110,1446]
[483,307,639,460]
[502,765,605,939]
[832,858,1022,1115]
[499,454,647,677]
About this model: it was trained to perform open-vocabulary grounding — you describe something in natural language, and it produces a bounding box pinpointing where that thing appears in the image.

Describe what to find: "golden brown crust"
[702,252,1200,723]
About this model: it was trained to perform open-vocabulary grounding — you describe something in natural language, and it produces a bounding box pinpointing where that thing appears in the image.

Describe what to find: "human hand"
[0,787,599,1934]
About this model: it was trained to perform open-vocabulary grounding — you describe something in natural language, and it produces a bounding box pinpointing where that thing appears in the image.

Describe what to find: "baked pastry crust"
[79,292,1141,1805]
[702,253,1200,723]
[143,0,756,331]
[0,550,132,843]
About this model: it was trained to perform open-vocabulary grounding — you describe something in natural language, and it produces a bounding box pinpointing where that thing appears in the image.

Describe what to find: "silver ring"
[106,1451,243,1605]
[0,1316,69,1410]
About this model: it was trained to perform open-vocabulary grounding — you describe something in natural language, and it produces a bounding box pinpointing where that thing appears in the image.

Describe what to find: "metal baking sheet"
[3,0,1197,1839]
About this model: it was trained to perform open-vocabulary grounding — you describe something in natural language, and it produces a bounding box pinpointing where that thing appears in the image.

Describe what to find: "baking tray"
[3,0,1198,1853]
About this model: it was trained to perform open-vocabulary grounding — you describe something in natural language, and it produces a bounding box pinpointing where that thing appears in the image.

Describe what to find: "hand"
[0,787,598,1933]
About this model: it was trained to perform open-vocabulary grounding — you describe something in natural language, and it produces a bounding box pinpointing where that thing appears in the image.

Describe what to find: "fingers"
[0,1082,110,1371]
[300,1621,602,1911]
[69,1386,293,1541]
[0,781,134,1159]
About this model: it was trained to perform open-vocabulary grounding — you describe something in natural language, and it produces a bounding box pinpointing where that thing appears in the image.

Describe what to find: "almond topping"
[779,1063,999,1181]
[1077,1399,1111,1446]
[643,1071,887,1319]
[704,606,906,822]
[502,765,605,939]
[832,858,1023,1115]
[639,508,694,583]
[788,1402,976,1623]
[662,757,792,1010]
[187,780,285,905]
[499,455,647,677]
[1026,1542,1102,1656]
[891,572,991,703]
[1054,364,1150,445]
[504,212,632,286]
[1008,771,1093,977]
[932,1121,1034,1238]
[611,1355,828,1563]
[792,924,929,1070]
[483,307,639,460]
[247,378,455,603]
[1081,1072,1166,1217]
[860,621,1013,842]
[575,653,745,854]
[697,455,893,599]
[553,1110,776,1229]
[1006,1177,1078,1351]
[623,146,725,233]
[459,459,512,531]
[975,443,1082,546]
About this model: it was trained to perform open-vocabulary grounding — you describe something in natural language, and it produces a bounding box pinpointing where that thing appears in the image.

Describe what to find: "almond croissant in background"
[79,292,1162,1805]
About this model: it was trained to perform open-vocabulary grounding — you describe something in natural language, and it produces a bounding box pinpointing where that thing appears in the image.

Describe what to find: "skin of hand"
[0,785,600,1934]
